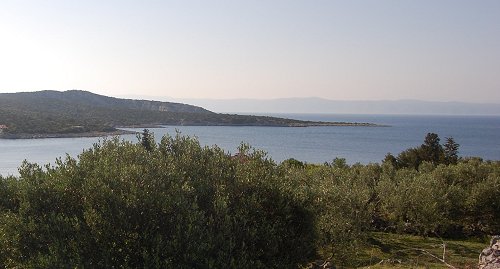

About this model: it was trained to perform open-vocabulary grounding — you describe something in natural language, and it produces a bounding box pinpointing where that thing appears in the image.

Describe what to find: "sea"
[1,114,499,176]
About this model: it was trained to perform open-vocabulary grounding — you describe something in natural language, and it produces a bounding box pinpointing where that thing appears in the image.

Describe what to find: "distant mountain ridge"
[158,97,500,115]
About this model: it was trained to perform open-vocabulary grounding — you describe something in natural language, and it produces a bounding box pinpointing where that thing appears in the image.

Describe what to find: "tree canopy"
[0,132,498,268]
[385,133,461,169]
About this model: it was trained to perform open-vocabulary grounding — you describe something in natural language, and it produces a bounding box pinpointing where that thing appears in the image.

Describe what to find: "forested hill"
[0,90,212,114]
[0,90,378,138]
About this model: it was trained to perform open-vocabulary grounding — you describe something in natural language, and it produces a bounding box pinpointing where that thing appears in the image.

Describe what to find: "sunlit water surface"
[1,114,499,176]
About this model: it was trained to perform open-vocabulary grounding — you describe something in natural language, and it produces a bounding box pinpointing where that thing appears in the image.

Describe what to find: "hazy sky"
[0,0,499,102]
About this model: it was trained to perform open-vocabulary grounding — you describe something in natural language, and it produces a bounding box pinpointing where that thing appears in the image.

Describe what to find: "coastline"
[1,115,498,170]
[0,129,137,140]
[0,122,388,139]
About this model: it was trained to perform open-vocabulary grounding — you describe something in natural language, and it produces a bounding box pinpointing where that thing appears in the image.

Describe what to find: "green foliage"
[280,158,305,169]
[382,153,398,167]
[444,137,460,165]
[277,162,377,266]
[0,132,499,267]
[421,132,443,165]
[388,133,460,170]
[331,157,349,169]
[376,158,500,237]
[139,129,155,151]
[0,135,316,268]
[358,232,485,268]
[377,166,450,235]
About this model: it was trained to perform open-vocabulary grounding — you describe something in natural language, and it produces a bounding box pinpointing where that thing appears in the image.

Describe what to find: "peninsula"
[0,90,382,139]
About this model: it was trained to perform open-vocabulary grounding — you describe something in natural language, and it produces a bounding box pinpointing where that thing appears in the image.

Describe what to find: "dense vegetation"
[0,90,373,138]
[0,132,498,268]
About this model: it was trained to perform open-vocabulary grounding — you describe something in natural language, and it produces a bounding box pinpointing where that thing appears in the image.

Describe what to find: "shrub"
[0,135,316,268]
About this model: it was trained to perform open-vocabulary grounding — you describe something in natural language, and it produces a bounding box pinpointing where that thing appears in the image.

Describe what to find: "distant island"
[0,90,382,139]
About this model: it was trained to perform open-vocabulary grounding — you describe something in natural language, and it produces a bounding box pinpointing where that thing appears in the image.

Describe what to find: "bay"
[1,114,499,176]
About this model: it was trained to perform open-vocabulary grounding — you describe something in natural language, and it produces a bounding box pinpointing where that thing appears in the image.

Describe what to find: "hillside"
[0,90,211,114]
[0,90,379,138]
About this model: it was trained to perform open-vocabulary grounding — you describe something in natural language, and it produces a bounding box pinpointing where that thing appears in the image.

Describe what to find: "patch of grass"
[307,232,487,268]
[355,232,487,268]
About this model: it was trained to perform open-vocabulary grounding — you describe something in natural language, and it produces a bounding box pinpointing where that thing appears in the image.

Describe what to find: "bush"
[0,135,316,268]
[1,132,499,267]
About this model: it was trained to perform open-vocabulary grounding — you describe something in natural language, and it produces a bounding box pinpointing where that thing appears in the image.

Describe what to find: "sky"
[0,0,499,103]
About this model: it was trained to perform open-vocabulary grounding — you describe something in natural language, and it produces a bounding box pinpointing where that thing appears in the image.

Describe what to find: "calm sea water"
[1,114,499,176]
